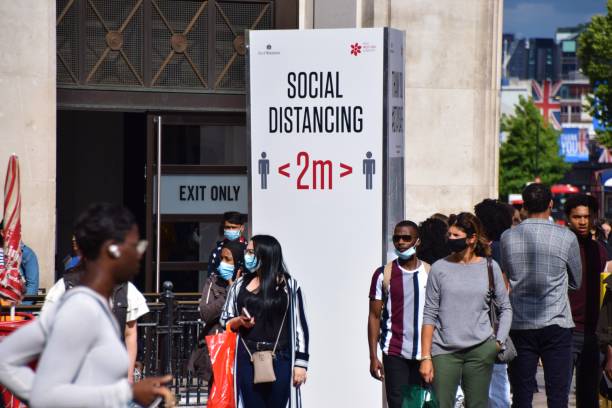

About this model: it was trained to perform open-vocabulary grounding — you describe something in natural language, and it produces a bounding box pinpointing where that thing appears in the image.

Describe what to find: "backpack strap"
[63,269,83,290]
[382,261,394,298]
[112,283,129,341]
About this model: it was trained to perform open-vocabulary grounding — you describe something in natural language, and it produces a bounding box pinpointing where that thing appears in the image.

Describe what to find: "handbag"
[240,295,289,384]
[205,324,237,408]
[401,385,439,408]
[486,257,517,364]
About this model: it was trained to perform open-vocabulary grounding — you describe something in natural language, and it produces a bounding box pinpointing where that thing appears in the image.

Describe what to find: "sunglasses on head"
[392,234,413,243]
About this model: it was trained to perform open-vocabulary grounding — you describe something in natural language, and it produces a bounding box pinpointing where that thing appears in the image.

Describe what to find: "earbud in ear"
[108,244,121,259]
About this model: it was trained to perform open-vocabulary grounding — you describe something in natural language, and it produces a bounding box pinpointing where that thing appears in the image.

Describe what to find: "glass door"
[145,113,247,292]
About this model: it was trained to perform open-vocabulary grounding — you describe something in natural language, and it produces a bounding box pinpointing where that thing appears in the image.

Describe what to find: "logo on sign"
[258,43,280,56]
[350,43,362,56]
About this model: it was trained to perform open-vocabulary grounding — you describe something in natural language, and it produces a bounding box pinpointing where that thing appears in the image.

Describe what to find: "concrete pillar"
[0,1,56,290]
[376,0,503,221]
[301,0,503,221]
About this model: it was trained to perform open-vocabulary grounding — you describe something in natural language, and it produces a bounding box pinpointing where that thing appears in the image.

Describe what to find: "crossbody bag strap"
[486,257,494,296]
[271,292,290,356]
[486,257,499,330]
[240,291,290,359]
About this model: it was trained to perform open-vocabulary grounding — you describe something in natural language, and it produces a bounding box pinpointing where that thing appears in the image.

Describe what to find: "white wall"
[0,1,56,290]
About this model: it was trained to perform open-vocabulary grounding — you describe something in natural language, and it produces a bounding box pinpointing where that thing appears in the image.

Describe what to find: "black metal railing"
[13,281,209,407]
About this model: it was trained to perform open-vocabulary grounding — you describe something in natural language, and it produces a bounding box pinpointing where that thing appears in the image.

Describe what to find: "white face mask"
[395,245,416,260]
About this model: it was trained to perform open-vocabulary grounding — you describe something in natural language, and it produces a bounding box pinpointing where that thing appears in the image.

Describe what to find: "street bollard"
[162,281,175,376]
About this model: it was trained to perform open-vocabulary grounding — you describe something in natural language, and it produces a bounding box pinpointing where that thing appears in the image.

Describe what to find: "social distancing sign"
[248,28,405,407]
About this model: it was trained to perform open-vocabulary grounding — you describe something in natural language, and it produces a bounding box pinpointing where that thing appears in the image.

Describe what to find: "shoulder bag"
[240,294,290,384]
[487,257,517,364]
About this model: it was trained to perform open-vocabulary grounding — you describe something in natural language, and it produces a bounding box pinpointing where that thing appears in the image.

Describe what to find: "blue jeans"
[236,341,291,408]
[488,364,510,408]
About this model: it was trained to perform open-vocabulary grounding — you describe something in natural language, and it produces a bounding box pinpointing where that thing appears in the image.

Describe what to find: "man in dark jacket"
[206,212,246,277]
[565,194,607,407]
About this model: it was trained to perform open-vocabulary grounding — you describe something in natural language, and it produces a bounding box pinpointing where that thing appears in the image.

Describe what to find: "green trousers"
[432,339,497,408]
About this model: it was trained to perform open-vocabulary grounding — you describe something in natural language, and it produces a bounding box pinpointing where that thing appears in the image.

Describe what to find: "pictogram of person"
[259,152,269,190]
[363,151,375,190]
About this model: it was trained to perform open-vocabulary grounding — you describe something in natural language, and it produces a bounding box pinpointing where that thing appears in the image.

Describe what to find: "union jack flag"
[599,146,612,164]
[532,80,562,130]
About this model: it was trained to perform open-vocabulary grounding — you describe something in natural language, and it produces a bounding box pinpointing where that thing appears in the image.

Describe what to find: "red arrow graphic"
[339,163,353,177]
[278,163,290,177]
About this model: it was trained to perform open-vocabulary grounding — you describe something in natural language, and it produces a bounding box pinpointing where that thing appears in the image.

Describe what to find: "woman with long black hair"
[220,235,309,408]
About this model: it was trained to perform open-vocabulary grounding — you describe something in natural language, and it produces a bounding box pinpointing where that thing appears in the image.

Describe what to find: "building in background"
[556,24,588,81]
[501,22,612,216]
[527,38,559,82]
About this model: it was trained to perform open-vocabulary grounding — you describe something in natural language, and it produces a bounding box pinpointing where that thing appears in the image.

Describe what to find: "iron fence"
[15,281,209,407]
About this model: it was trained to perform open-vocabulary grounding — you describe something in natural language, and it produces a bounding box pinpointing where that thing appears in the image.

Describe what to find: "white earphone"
[108,244,121,259]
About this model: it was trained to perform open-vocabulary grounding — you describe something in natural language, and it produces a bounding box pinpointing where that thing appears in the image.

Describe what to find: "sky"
[504,0,607,38]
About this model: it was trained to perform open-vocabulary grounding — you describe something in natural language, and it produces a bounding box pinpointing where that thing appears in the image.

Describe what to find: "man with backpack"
[43,250,149,383]
[368,220,430,408]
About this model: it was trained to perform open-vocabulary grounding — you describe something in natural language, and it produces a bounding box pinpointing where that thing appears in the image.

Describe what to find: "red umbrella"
[0,155,24,303]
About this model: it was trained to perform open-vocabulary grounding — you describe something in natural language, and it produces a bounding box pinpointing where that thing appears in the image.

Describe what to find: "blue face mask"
[395,245,416,260]
[244,253,260,272]
[224,229,241,241]
[217,261,235,281]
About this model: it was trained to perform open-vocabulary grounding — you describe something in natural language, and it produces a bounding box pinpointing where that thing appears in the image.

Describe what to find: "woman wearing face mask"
[189,240,245,382]
[220,235,310,408]
[419,213,512,408]
[0,203,174,408]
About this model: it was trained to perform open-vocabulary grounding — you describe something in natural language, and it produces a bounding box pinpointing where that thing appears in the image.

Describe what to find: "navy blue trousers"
[508,325,572,408]
[236,341,291,408]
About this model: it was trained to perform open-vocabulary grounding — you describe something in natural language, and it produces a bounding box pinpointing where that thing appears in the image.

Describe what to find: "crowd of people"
[0,206,310,408]
[0,181,611,408]
[368,183,612,408]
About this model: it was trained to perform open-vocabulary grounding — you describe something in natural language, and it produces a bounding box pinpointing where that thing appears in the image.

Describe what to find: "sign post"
[248,28,405,406]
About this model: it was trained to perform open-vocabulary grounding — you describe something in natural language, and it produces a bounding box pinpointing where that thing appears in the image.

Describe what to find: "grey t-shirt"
[0,287,132,407]
[423,257,512,356]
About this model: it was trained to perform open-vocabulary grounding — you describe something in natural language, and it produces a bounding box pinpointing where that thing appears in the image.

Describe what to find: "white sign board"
[249,28,404,407]
[157,174,247,214]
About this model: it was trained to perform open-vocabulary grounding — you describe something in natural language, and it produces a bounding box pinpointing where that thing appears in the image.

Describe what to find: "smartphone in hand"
[148,397,162,408]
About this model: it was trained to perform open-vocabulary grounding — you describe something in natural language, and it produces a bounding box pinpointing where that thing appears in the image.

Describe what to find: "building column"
[0,1,56,290]
[303,0,503,221]
[377,0,503,221]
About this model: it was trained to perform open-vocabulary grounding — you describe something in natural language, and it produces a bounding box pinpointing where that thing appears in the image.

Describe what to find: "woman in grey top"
[0,203,174,408]
[419,212,512,408]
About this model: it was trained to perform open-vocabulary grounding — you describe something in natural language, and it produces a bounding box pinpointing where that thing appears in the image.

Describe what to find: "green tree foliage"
[578,1,612,147]
[500,96,571,198]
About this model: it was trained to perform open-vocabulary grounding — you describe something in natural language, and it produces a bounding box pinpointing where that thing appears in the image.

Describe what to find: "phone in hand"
[148,397,162,408]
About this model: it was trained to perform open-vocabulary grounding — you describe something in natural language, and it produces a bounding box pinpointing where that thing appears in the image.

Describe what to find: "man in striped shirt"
[368,220,429,408]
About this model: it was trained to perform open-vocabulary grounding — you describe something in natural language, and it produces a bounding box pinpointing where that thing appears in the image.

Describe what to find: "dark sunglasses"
[392,234,413,243]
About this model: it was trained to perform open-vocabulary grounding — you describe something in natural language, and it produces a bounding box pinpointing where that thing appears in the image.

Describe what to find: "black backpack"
[64,270,129,341]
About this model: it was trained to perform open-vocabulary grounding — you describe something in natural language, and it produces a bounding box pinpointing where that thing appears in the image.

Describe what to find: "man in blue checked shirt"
[501,183,582,408]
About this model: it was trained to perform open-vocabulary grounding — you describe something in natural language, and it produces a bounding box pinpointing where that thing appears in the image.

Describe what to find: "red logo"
[350,43,362,56]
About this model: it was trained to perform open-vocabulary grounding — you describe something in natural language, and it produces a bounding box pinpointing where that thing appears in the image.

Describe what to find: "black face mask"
[447,238,468,253]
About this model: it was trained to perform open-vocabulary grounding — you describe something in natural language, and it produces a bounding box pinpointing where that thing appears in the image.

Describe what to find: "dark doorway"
[56,110,147,288]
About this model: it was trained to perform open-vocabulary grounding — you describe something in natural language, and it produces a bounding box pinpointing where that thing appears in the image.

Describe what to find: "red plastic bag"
[206,327,237,408]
